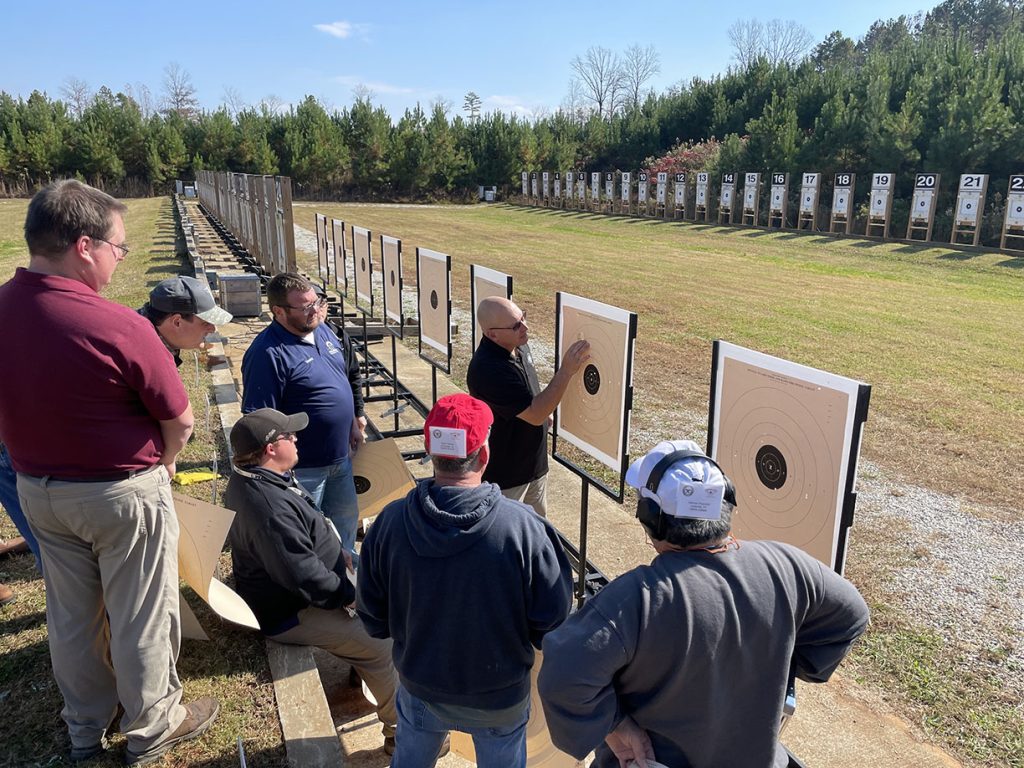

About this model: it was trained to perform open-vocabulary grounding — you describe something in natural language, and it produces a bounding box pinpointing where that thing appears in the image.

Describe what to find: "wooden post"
[741,172,761,226]
[865,172,894,239]
[829,173,855,234]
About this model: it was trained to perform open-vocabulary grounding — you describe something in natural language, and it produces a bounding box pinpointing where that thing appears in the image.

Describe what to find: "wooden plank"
[266,639,344,767]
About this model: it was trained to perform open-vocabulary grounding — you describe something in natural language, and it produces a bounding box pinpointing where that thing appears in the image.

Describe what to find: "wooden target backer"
[672,173,685,219]
[797,172,820,230]
[555,293,636,473]
[590,172,601,209]
[417,248,452,369]
[531,172,539,201]
[521,171,529,198]
[708,341,871,573]
[315,213,329,286]
[695,172,710,221]
[638,171,649,214]
[866,172,895,239]
[768,173,789,228]
[906,173,940,242]
[351,438,415,521]
[718,173,737,224]
[951,174,988,246]
[352,225,374,316]
[331,218,347,296]
[741,172,761,226]
[470,264,513,350]
[1001,174,1024,251]
[829,173,855,234]
[380,235,403,336]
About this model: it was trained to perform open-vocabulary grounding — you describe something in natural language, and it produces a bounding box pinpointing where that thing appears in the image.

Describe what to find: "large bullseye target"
[352,225,373,314]
[381,234,403,333]
[709,341,871,573]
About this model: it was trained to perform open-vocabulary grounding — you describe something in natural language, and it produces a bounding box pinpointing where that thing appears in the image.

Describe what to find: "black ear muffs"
[635,450,736,539]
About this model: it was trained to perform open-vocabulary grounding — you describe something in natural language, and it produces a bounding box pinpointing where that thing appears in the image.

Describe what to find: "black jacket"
[224,465,352,633]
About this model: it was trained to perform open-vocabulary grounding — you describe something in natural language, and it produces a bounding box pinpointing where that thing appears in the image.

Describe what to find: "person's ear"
[476,441,489,470]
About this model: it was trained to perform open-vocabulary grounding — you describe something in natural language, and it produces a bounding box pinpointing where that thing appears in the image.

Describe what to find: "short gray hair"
[655,501,735,549]
[431,446,483,475]
[24,179,126,260]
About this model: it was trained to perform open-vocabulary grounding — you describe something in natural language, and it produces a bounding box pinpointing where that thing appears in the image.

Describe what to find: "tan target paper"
[351,438,415,520]
[331,219,347,294]
[381,235,403,325]
[710,343,864,568]
[417,248,450,354]
[471,265,512,349]
[450,651,582,767]
[172,492,259,630]
[556,293,633,471]
[353,225,373,309]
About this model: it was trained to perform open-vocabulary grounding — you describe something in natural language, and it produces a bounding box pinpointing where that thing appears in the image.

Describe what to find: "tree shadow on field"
[996,255,1024,268]
[772,230,822,241]
[740,229,773,238]
[850,239,885,248]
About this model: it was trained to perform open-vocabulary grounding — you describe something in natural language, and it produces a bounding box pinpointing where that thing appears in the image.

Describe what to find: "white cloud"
[333,75,416,95]
[314,21,369,40]
[484,94,535,117]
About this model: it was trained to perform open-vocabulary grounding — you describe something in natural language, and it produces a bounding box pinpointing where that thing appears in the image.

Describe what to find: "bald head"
[478,296,528,351]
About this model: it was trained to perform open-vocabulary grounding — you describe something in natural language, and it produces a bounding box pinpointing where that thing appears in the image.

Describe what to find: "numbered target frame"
[768,173,789,228]
[797,172,820,231]
[829,173,856,234]
[656,172,669,217]
[603,172,615,214]
[866,173,895,239]
[741,172,761,226]
[576,171,587,208]
[707,340,871,574]
[695,172,710,222]
[553,172,562,209]
[637,172,650,215]
[542,171,551,205]
[314,213,330,289]
[469,264,513,351]
[380,235,404,339]
[718,173,737,225]
[416,248,453,374]
[552,292,638,502]
[906,173,940,242]
[1000,174,1024,252]
[589,171,601,212]
[331,218,348,297]
[531,172,541,204]
[671,173,685,220]
[951,174,988,246]
[520,170,529,200]
[618,172,632,216]
[351,225,375,317]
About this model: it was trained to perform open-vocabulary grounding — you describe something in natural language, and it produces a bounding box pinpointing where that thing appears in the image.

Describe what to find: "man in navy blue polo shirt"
[242,272,365,558]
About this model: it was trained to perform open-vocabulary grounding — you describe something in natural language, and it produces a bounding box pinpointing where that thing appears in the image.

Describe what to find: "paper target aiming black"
[380,234,403,337]
[350,438,415,520]
[470,264,512,350]
[331,219,347,296]
[417,248,452,373]
[553,292,637,502]
[708,341,870,574]
[352,225,374,316]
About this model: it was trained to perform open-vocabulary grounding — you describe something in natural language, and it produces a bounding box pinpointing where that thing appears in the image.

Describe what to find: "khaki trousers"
[501,473,548,517]
[17,466,186,752]
[272,606,398,737]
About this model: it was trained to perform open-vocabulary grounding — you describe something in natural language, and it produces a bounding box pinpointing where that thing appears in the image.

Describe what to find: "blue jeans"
[294,457,359,556]
[0,444,41,567]
[391,686,529,768]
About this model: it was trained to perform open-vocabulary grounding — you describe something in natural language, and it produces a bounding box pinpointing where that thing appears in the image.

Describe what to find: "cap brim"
[282,412,310,433]
[624,456,645,489]
[196,305,233,325]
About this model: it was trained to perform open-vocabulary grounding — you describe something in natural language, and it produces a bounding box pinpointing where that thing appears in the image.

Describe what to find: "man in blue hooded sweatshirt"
[357,393,573,768]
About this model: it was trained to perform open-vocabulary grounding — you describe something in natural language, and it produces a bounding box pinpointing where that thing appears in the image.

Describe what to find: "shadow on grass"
[0,608,45,635]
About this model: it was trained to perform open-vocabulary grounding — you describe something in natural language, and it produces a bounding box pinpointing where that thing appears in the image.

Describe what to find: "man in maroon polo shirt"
[0,180,218,765]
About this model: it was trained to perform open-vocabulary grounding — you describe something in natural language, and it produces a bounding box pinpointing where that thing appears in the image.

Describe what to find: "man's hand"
[605,716,655,768]
[162,461,176,480]
[343,549,354,573]
[350,415,367,452]
[560,339,591,377]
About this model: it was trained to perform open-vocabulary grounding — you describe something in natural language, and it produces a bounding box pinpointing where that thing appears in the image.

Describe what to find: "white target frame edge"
[554,292,636,473]
[416,247,450,355]
[352,225,374,313]
[380,234,403,330]
[469,264,513,352]
[707,340,870,573]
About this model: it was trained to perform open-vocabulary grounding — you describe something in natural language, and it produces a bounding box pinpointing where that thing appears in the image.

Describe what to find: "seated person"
[223,407,398,754]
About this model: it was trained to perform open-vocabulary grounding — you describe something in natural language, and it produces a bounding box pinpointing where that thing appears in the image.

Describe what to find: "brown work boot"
[124,698,219,766]
[0,582,14,606]
[0,537,29,557]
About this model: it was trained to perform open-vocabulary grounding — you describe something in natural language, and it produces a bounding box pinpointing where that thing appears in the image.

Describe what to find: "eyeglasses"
[274,432,297,443]
[95,238,130,259]
[489,311,527,332]
[282,297,328,313]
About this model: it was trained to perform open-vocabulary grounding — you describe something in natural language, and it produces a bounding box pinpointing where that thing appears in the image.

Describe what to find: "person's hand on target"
[561,339,591,376]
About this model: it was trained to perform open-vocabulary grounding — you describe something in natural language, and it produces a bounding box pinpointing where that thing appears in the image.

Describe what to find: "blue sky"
[3,0,933,120]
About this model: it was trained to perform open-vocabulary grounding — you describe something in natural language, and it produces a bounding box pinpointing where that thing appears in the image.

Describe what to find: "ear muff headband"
[635,450,736,539]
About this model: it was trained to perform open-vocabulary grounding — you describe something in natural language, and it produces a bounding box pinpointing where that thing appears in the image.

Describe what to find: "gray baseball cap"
[149,276,233,325]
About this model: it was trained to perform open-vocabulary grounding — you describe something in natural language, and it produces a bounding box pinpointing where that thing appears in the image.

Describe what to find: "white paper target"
[638,180,648,202]
[721,187,733,207]
[658,181,667,204]
[565,173,573,197]
[674,182,685,205]
[621,173,631,202]
[956,193,981,225]
[833,188,850,214]
[554,178,561,198]
[542,173,550,198]
[1007,193,1024,227]
[531,176,538,197]
[591,172,600,200]
[771,187,785,210]
[869,189,889,217]
[910,190,933,222]
[521,172,528,196]
[744,187,757,209]
[696,186,707,206]
[605,176,614,200]
[800,191,815,213]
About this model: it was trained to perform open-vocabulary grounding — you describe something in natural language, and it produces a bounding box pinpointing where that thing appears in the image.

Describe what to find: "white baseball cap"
[625,439,729,521]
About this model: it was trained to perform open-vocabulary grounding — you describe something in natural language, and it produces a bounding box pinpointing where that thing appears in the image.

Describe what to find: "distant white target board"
[910,173,938,223]
[770,173,788,213]
[673,173,685,207]
[542,171,550,199]
[604,172,614,201]
[720,172,736,209]
[743,172,760,212]
[380,234,403,334]
[555,293,637,473]
[577,172,587,202]
[1006,175,1024,227]
[531,172,539,199]
[553,172,561,199]
[352,225,373,315]
[521,171,528,197]
[564,170,573,198]
[799,172,820,214]
[638,172,648,203]
[954,174,986,226]
[620,172,631,203]
[869,173,893,218]
[470,264,512,350]
[331,218,347,296]
[695,172,709,207]
[709,341,871,573]
[590,172,601,201]
[657,172,668,205]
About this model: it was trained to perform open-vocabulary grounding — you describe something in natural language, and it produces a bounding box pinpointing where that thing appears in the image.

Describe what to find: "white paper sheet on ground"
[351,438,416,520]
[179,593,209,641]
[450,651,583,767]
[172,492,260,630]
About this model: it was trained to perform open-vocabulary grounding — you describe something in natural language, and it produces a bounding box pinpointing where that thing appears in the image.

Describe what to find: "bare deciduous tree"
[728,18,813,68]
[560,78,587,123]
[222,86,247,116]
[622,44,661,108]
[570,46,624,119]
[124,82,155,118]
[161,62,199,120]
[61,77,91,118]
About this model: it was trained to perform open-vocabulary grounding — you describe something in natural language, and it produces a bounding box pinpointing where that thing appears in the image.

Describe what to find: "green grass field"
[299,202,1024,513]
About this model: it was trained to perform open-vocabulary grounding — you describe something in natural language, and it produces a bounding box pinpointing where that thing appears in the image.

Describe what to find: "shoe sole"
[124,702,220,766]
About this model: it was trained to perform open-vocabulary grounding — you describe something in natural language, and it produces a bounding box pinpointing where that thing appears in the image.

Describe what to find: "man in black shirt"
[466,297,589,517]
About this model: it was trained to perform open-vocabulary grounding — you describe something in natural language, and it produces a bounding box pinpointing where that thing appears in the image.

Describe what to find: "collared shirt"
[467,336,546,488]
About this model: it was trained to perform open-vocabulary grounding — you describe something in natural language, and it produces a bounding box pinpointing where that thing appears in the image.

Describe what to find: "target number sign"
[871,173,893,190]
[638,172,648,202]
[591,172,601,199]
[915,174,937,189]
[521,171,528,196]
[621,172,631,202]
[1007,175,1024,226]
[959,174,984,191]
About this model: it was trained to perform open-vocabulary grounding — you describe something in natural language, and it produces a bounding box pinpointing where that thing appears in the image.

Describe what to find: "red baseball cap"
[424,394,493,458]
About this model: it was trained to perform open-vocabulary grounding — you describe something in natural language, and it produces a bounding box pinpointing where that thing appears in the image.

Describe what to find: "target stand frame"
[695,173,710,222]
[829,173,856,235]
[416,247,454,406]
[950,174,988,247]
[706,340,871,575]
[906,173,940,242]
[551,292,638,605]
[741,173,762,227]
[1000,174,1024,253]
[797,173,820,231]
